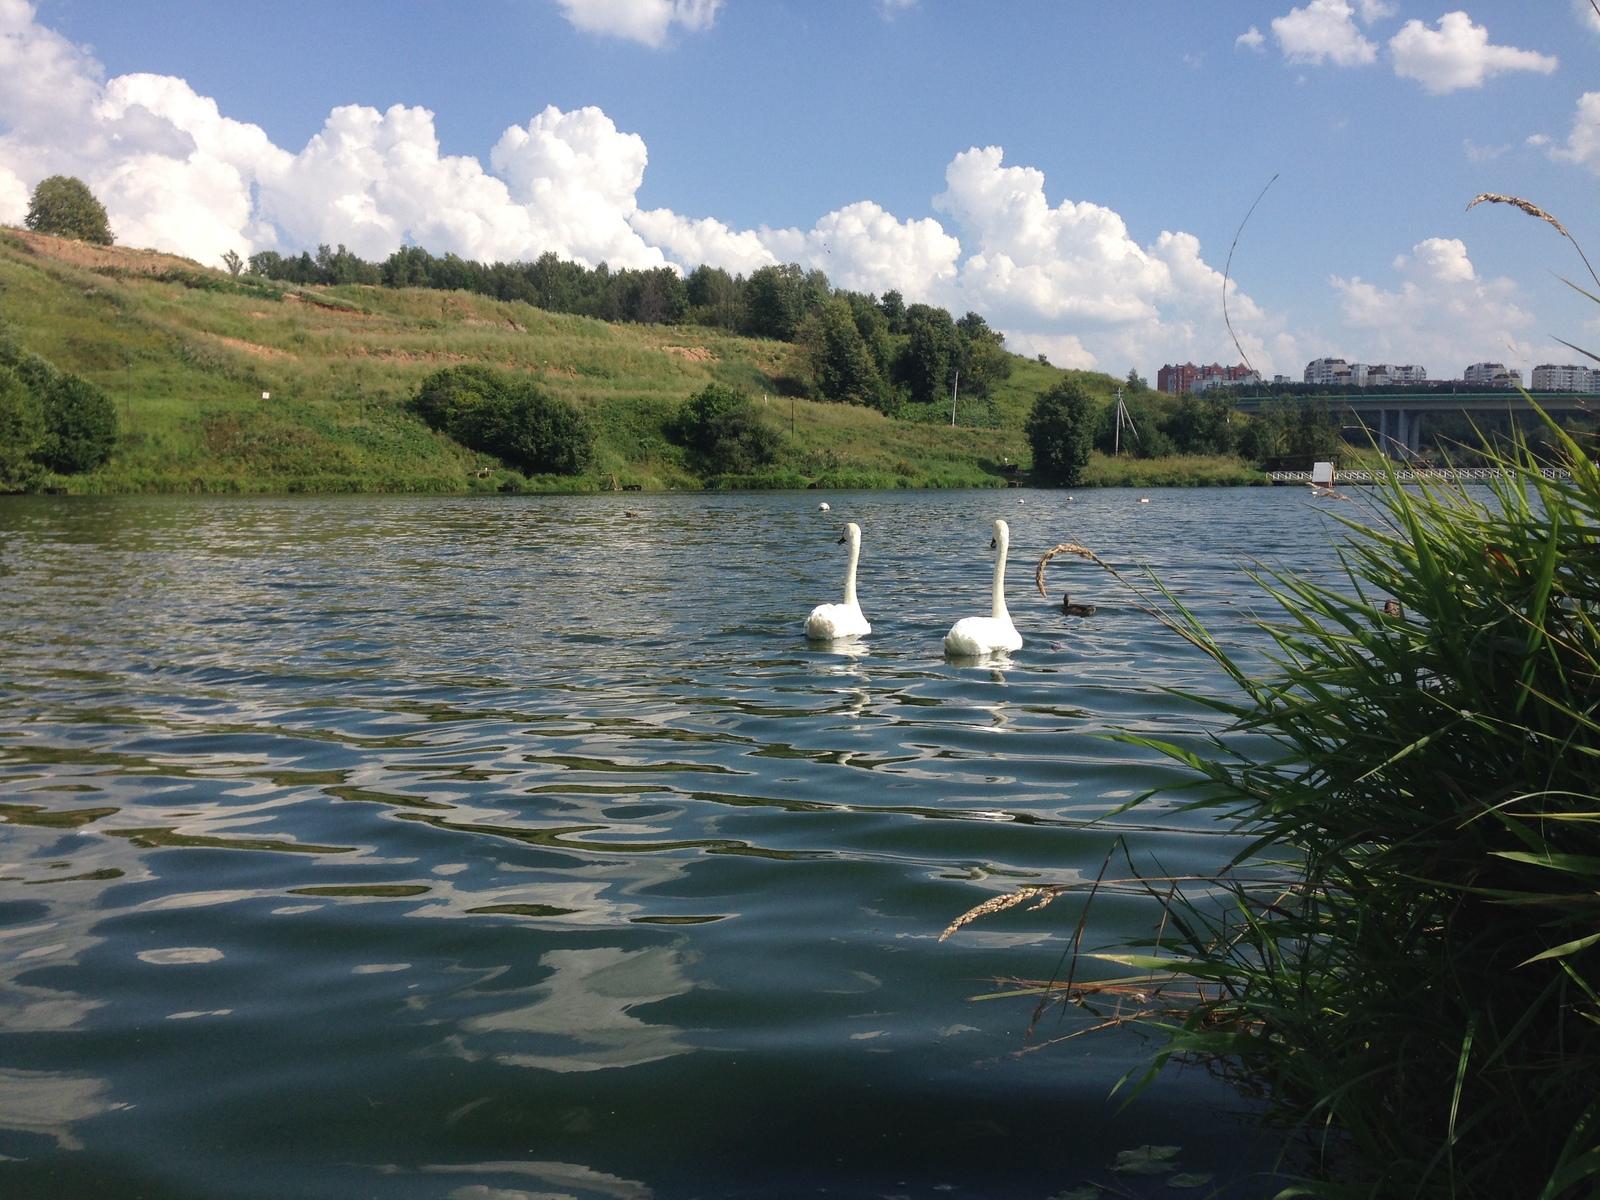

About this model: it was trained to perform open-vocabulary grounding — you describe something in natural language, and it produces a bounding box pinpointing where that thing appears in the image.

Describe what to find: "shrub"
[1025,378,1096,485]
[669,383,780,476]
[0,331,117,477]
[0,366,45,488]
[411,365,593,476]
[24,176,113,245]
[36,373,118,474]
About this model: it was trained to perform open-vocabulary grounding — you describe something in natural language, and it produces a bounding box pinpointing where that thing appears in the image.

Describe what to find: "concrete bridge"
[1232,391,1596,457]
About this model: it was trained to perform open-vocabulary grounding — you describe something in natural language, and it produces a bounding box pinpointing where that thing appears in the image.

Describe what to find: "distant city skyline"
[1158,354,1599,392]
[3,2,1598,380]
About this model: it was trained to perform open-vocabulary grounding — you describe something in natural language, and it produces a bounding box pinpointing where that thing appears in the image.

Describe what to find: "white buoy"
[1140,497,1151,504]
[819,502,830,511]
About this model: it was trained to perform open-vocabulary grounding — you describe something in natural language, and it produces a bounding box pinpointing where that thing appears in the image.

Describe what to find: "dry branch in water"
[1035,542,1108,599]
[939,885,1062,942]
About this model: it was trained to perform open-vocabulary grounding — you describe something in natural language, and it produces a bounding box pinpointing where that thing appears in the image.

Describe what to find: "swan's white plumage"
[806,522,871,640]
[944,518,1022,656]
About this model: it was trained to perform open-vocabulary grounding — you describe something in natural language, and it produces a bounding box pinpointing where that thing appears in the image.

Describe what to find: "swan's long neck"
[991,528,1010,621]
[843,531,860,607]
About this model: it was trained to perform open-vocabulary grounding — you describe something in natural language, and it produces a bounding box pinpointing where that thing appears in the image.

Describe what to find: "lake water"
[0,488,1350,1200]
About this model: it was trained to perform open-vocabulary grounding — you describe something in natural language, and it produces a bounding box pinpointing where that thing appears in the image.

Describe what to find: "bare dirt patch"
[209,334,296,362]
[2,226,203,275]
[462,317,527,333]
[663,345,717,363]
[345,346,470,364]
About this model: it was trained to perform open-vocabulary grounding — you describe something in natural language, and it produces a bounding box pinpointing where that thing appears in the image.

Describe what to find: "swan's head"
[990,518,1010,551]
[838,522,861,546]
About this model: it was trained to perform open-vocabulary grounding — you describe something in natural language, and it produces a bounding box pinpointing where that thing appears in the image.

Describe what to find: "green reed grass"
[1093,424,1600,1197]
[949,418,1600,1196]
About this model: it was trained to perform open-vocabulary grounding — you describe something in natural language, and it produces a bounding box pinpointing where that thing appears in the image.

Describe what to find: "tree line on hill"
[246,244,1012,419]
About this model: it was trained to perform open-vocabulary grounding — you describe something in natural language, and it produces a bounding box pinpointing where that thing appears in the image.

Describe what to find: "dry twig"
[1035,542,1108,598]
[1467,193,1600,292]
[939,885,1062,942]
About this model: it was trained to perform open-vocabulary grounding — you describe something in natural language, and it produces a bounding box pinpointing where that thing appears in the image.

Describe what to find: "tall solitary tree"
[24,176,113,245]
[1026,378,1097,485]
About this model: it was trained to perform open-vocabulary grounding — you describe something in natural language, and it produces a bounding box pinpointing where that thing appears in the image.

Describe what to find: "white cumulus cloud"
[1389,12,1557,94]
[1576,0,1600,34]
[1272,0,1379,67]
[0,0,1298,377]
[762,200,962,300]
[629,209,777,276]
[550,0,722,47]
[1333,237,1536,375]
[1552,91,1600,174]
[1237,27,1266,52]
[0,162,28,224]
[0,3,673,268]
[926,147,1293,375]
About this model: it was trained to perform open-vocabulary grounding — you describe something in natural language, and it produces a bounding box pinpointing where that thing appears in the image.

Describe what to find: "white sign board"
[1310,461,1335,486]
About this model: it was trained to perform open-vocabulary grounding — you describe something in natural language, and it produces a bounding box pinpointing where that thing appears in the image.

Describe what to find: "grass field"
[0,227,1230,494]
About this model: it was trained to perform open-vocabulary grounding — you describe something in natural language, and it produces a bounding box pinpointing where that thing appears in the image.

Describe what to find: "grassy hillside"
[0,227,1264,493]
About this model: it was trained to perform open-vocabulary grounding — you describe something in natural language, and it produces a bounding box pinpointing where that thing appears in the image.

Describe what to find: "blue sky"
[4,0,1599,381]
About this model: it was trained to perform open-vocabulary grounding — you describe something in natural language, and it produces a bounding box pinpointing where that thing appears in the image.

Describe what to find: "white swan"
[806,522,871,641]
[944,518,1023,656]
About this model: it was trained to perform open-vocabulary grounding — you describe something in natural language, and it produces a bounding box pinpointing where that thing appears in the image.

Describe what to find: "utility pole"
[950,367,960,427]
[1113,387,1139,456]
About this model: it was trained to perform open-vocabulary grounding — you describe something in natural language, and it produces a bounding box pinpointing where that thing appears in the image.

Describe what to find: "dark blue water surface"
[0,488,1352,1200]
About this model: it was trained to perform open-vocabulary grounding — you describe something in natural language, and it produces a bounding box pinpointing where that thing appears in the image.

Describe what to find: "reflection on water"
[454,946,694,1073]
[0,489,1354,1197]
[421,1159,653,1200]
[0,1069,114,1149]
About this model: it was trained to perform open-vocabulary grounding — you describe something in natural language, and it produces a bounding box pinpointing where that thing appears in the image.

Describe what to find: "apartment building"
[1156,362,1256,394]
[1305,359,1426,386]
[1464,362,1524,387]
[1531,363,1597,392]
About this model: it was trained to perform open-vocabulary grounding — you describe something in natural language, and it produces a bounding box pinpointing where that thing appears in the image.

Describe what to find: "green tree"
[411,365,593,476]
[1159,395,1237,456]
[470,381,595,476]
[314,244,381,286]
[879,290,907,335]
[1125,367,1149,393]
[894,304,959,406]
[35,373,118,474]
[670,383,779,475]
[24,176,113,245]
[221,250,244,277]
[685,265,743,330]
[0,366,45,488]
[413,364,507,432]
[1026,378,1097,485]
[954,312,1012,400]
[804,300,890,412]
[742,264,827,341]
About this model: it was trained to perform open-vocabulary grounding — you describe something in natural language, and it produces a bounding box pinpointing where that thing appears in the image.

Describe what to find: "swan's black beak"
[989,537,998,550]
[836,534,847,544]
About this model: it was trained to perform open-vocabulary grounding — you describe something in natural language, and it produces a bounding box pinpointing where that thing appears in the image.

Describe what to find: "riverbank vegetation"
[24,209,1511,492]
[956,421,1600,1196]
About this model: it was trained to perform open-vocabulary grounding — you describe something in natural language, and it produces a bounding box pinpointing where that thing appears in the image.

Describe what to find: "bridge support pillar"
[1377,409,1421,458]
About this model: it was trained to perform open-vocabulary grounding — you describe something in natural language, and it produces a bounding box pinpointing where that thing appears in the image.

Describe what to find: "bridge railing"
[1268,467,1571,484]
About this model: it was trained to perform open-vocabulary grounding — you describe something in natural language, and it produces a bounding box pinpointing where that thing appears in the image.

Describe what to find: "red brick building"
[1156,362,1255,394]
